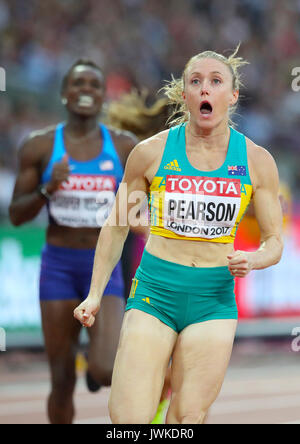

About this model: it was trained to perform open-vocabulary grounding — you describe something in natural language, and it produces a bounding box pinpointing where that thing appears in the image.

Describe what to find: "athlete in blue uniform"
[9,60,137,424]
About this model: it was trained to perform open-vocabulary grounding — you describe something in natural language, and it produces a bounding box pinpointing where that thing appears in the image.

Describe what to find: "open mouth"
[77,95,95,108]
[200,101,213,115]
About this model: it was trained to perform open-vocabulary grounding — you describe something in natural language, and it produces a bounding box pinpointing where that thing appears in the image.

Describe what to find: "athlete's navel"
[191,258,201,267]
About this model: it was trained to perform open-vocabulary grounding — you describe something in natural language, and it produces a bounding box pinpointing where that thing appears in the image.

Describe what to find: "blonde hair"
[162,45,249,127]
[104,90,169,140]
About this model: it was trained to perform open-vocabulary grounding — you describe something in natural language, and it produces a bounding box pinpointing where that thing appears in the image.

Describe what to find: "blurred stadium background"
[1,0,300,424]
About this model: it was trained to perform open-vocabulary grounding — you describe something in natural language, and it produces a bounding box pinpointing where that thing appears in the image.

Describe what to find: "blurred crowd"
[1,0,300,220]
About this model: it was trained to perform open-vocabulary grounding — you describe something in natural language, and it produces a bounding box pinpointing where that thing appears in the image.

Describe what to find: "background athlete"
[9,59,137,424]
[74,47,283,424]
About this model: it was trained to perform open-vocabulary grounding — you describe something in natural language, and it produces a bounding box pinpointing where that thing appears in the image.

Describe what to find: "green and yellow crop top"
[149,123,253,243]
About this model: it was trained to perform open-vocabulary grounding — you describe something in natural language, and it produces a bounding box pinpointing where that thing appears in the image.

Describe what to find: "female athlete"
[9,60,137,424]
[74,48,283,424]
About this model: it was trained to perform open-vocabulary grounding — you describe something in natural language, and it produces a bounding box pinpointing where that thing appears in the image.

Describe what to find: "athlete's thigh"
[109,309,177,424]
[40,299,82,366]
[167,319,237,423]
[87,295,125,369]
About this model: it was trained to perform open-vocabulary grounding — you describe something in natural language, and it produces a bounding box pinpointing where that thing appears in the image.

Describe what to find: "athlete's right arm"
[73,141,154,327]
[9,133,70,226]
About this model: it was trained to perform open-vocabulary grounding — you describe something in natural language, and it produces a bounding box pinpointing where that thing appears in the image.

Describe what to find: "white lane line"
[211,394,300,415]
[0,400,44,416]
[2,376,300,401]
[1,392,300,419]
[0,383,50,398]
[280,420,300,424]
[219,381,300,398]
[75,416,111,424]
[0,380,110,398]
[0,395,109,416]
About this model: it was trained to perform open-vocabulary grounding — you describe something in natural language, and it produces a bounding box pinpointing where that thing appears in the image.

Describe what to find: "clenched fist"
[47,154,71,193]
[73,296,101,328]
[227,250,253,278]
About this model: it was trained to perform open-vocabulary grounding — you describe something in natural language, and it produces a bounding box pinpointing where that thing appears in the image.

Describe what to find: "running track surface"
[1,339,300,424]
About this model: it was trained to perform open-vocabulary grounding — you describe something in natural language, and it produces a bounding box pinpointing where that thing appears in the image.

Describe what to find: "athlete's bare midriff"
[46,224,101,249]
[146,234,234,267]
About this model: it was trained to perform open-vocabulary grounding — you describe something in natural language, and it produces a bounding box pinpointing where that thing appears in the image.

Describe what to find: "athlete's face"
[183,58,239,130]
[62,66,105,117]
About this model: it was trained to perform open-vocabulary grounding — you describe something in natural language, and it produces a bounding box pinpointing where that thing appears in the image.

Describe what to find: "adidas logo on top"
[164,159,181,172]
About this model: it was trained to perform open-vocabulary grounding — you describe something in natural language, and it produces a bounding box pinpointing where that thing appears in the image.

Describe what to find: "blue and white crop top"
[41,123,124,228]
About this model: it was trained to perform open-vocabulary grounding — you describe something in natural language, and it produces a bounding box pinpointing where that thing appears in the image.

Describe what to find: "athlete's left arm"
[228,145,283,277]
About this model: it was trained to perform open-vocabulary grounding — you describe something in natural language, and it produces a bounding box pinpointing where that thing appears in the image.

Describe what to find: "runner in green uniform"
[74,47,283,424]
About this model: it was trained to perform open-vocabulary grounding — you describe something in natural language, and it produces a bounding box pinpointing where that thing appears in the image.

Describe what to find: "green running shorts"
[125,249,238,333]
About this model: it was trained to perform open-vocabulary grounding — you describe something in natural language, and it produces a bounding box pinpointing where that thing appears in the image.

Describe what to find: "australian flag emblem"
[228,165,246,176]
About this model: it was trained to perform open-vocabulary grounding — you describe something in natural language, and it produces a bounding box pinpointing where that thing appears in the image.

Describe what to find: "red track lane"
[1,339,300,424]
